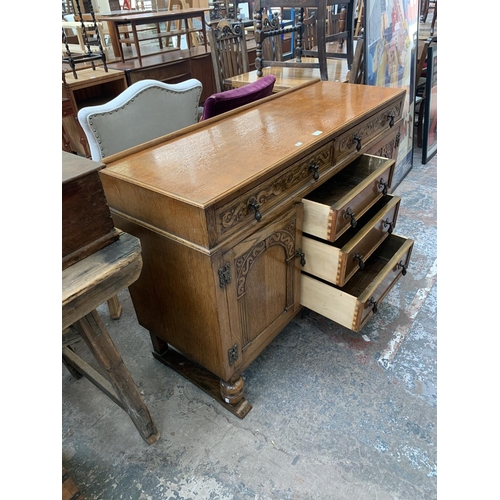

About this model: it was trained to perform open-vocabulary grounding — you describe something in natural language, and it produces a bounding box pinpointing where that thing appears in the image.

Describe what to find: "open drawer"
[301,194,401,287]
[300,234,414,332]
[302,154,395,243]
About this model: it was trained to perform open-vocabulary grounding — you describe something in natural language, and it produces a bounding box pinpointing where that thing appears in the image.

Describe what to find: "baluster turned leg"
[255,8,264,76]
[220,375,245,405]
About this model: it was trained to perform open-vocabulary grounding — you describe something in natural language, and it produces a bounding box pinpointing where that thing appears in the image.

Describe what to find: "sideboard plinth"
[152,346,253,419]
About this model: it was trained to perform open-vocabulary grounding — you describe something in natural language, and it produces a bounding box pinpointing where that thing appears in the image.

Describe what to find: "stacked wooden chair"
[254,0,355,81]
[208,19,250,92]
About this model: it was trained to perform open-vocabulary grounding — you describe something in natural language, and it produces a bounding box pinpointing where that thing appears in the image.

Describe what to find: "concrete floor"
[62,147,437,500]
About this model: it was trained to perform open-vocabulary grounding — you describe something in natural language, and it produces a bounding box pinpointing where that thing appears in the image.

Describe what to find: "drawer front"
[366,121,402,162]
[215,141,333,241]
[333,99,404,163]
[302,154,395,242]
[302,195,401,287]
[300,234,413,332]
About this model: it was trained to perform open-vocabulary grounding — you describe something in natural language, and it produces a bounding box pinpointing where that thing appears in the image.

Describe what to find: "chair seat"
[201,75,276,120]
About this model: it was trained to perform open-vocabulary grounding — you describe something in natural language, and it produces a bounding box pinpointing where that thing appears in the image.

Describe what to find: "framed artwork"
[422,44,437,164]
[364,0,419,187]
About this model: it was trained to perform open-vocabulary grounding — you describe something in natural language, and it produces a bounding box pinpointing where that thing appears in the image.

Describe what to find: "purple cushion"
[201,75,276,120]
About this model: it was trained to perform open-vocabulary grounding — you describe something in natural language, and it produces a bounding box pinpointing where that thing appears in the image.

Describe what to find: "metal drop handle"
[309,161,320,181]
[383,218,394,234]
[344,207,357,228]
[397,261,408,276]
[354,252,365,269]
[248,200,262,222]
[295,249,306,267]
[378,178,389,195]
[387,113,395,127]
[368,297,378,313]
[353,134,362,151]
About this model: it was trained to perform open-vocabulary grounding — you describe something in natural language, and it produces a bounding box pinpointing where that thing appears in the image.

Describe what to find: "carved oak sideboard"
[99,81,409,418]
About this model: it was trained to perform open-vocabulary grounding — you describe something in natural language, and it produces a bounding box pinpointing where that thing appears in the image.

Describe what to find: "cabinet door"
[222,203,303,372]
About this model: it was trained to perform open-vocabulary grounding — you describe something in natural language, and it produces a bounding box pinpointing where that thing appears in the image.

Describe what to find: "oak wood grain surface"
[102,82,405,207]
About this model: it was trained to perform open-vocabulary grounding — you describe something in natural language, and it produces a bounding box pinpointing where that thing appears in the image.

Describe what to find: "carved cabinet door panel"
[222,203,304,372]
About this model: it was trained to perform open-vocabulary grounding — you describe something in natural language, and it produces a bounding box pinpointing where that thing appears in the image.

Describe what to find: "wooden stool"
[62,232,160,446]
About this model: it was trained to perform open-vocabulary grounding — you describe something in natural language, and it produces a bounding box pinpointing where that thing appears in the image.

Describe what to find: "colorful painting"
[365,0,419,186]
[422,44,437,164]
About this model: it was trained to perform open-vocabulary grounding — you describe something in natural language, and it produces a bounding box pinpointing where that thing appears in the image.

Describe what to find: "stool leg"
[107,294,123,319]
[75,310,160,445]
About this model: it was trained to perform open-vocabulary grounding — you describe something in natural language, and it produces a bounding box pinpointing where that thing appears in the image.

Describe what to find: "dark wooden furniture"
[225,57,348,91]
[99,8,209,65]
[62,93,90,157]
[98,81,409,418]
[62,152,119,270]
[62,67,127,109]
[347,34,364,83]
[254,0,355,80]
[208,19,250,92]
[62,0,108,78]
[302,12,318,50]
[107,46,217,103]
[62,67,128,156]
[62,153,160,445]
[421,0,437,34]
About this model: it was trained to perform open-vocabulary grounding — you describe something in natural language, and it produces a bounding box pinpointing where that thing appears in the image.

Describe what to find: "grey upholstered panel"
[77,78,203,161]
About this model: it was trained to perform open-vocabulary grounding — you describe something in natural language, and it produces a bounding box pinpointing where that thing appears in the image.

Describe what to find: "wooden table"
[226,57,349,92]
[62,231,160,445]
[99,8,210,65]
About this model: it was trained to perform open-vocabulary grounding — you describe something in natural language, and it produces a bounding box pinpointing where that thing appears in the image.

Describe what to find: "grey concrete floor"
[62,149,437,499]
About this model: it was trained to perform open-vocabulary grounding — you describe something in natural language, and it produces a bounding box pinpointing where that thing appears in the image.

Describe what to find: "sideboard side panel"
[112,213,228,379]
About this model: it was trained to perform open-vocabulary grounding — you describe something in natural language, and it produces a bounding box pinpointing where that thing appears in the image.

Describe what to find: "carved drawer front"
[333,100,403,163]
[301,194,401,287]
[216,142,333,241]
[300,234,413,332]
[302,154,395,243]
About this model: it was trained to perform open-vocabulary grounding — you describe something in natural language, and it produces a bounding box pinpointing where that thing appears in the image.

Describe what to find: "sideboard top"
[101,82,405,208]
